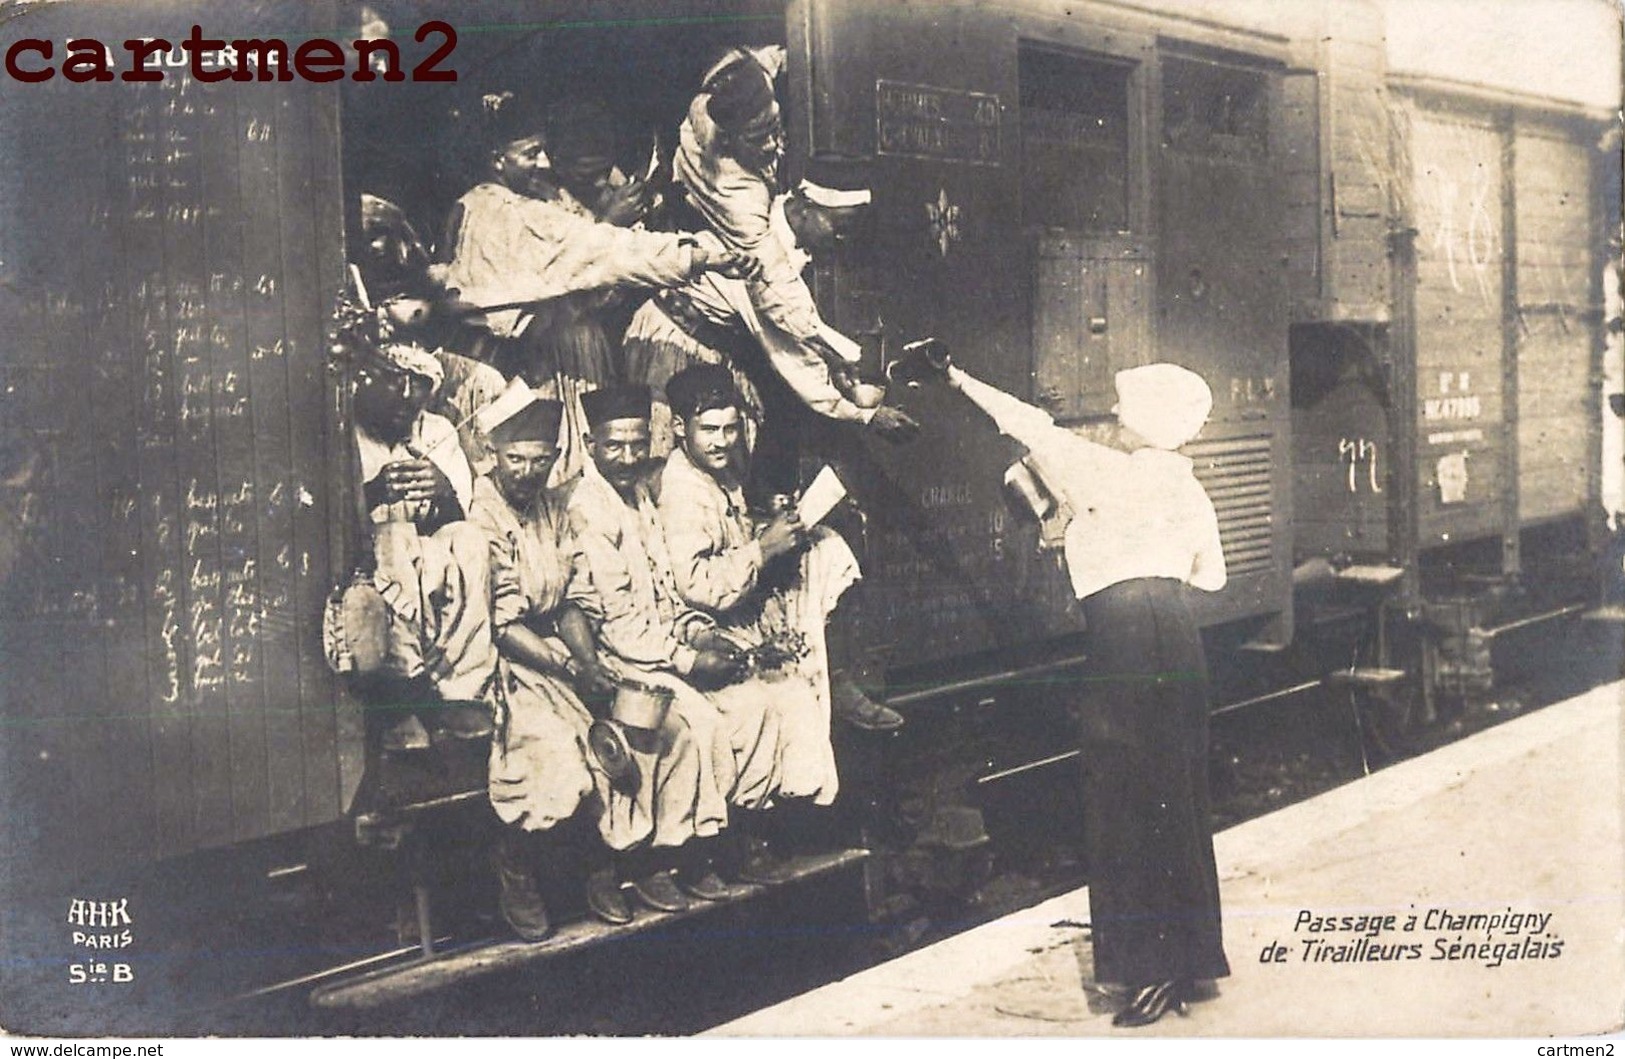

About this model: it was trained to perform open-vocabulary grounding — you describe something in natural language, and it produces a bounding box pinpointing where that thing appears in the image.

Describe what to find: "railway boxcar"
[1279,5,1615,709]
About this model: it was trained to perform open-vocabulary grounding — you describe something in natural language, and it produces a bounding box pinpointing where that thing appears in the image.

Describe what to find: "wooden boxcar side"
[0,1,352,876]
[793,0,1298,669]
[1391,80,1607,571]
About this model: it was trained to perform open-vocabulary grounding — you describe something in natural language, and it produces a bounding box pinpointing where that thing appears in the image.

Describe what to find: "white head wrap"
[380,343,445,395]
[1113,363,1213,451]
[797,179,871,209]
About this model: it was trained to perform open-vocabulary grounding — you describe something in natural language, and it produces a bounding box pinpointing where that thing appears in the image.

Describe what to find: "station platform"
[710,680,1625,1038]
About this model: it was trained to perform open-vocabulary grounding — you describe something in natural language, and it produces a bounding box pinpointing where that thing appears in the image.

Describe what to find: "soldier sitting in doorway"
[467,386,714,939]
[563,383,777,909]
[656,365,893,875]
[336,341,500,753]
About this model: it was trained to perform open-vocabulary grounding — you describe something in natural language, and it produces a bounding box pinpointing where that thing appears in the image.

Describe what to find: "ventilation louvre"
[1188,434,1276,576]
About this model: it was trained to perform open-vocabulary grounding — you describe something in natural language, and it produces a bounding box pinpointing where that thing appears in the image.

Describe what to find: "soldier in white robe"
[468,390,716,935]
[347,343,499,750]
[565,384,778,904]
[657,365,889,877]
[433,96,755,486]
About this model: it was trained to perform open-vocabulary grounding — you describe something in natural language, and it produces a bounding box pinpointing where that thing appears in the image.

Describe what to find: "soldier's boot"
[492,830,552,943]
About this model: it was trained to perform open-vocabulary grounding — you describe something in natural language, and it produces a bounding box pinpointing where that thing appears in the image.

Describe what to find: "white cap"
[473,377,537,435]
[1113,363,1213,450]
[381,343,444,393]
[797,179,871,209]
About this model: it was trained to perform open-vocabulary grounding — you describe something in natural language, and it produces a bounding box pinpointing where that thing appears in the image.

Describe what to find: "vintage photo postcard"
[0,0,1620,1042]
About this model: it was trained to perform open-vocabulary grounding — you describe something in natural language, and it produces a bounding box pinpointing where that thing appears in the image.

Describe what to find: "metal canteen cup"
[587,719,638,791]
[886,337,952,387]
[1002,457,1057,523]
[610,680,673,730]
[588,681,674,790]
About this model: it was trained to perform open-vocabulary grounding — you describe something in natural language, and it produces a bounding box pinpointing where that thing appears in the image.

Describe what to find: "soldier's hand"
[866,405,921,444]
[757,512,807,562]
[380,458,441,503]
[599,178,652,227]
[702,246,762,281]
[573,659,617,702]
[690,646,746,688]
[688,627,739,656]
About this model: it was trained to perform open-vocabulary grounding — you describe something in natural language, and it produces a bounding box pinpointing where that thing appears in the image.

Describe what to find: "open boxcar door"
[787,0,1089,678]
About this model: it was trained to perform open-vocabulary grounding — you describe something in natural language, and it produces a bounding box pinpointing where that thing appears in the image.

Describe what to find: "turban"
[481,90,547,152]
[580,384,653,429]
[476,379,563,444]
[379,342,444,394]
[1113,363,1213,451]
[704,58,775,134]
[665,363,741,422]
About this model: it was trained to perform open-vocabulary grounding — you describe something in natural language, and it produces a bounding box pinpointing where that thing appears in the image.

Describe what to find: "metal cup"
[609,680,673,731]
[1002,458,1056,522]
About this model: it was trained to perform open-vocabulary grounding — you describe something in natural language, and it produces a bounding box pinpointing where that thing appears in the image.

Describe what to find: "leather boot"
[1112,979,1189,1028]
[492,831,551,943]
[826,605,904,732]
[675,837,737,902]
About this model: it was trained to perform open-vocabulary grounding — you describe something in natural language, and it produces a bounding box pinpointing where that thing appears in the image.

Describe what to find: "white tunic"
[950,367,1227,600]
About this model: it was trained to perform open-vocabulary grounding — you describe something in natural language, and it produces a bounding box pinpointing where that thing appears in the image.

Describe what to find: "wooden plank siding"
[1514,128,1596,523]
[1407,105,1509,545]
[0,2,349,875]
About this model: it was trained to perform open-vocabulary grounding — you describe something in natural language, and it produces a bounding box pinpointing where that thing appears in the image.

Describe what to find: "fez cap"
[704,59,775,134]
[476,379,563,444]
[1113,363,1213,451]
[581,384,653,428]
[798,155,872,208]
[489,399,562,444]
[665,363,741,422]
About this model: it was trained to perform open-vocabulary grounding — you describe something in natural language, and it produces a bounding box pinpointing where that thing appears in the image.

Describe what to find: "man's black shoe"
[585,868,634,926]
[676,868,735,902]
[831,673,904,731]
[630,870,691,914]
[494,850,552,943]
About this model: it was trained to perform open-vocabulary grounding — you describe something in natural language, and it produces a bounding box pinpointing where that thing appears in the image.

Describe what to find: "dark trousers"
[1079,578,1230,988]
